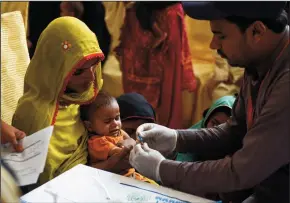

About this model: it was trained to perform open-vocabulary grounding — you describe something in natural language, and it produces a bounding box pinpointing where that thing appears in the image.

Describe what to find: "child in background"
[117,92,177,160]
[116,93,156,139]
[80,91,157,185]
[190,95,236,130]
[60,2,84,19]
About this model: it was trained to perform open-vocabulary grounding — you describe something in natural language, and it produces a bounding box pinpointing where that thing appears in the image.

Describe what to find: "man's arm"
[176,90,247,157]
[160,72,290,194]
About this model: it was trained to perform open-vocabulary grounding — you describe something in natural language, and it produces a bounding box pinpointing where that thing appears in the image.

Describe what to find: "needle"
[137,135,144,144]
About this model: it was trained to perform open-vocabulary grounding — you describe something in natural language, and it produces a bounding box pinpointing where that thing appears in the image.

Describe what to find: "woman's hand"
[1,120,26,152]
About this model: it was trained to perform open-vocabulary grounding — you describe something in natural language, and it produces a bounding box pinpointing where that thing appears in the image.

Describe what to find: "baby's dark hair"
[80,91,117,121]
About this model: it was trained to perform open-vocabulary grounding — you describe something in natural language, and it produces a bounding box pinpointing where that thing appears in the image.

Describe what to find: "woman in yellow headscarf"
[12,17,104,185]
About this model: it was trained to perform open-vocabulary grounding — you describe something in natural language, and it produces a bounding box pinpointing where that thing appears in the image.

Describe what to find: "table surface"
[21,164,214,203]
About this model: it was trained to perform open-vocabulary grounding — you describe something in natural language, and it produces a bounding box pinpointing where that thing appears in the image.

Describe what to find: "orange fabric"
[124,168,158,185]
[88,130,158,185]
[88,132,124,162]
[117,3,196,129]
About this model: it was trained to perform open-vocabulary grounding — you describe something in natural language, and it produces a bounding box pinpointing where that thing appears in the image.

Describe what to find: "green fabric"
[176,95,236,162]
[12,17,104,184]
[198,95,236,129]
[175,153,197,162]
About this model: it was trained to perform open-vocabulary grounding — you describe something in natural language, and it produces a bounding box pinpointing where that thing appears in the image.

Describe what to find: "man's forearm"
[176,122,244,156]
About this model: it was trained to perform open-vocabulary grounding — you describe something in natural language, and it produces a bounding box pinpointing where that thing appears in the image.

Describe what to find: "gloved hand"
[136,123,178,156]
[129,143,165,182]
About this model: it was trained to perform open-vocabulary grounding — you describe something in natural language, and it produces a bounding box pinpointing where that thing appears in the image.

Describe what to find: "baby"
[80,91,157,184]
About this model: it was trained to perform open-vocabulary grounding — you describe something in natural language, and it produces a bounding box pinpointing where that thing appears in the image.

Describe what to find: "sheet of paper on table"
[21,164,214,203]
[1,126,54,186]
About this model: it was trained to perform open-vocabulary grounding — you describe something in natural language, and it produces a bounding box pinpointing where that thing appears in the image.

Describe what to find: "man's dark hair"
[226,10,288,33]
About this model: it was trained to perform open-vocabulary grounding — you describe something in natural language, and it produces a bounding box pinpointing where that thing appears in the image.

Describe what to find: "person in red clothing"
[117,2,196,129]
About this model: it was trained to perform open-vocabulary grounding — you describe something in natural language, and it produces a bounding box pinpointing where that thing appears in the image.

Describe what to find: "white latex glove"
[136,123,178,156]
[129,143,165,182]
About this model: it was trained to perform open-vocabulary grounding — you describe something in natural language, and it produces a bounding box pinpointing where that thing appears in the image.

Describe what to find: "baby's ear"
[83,121,92,131]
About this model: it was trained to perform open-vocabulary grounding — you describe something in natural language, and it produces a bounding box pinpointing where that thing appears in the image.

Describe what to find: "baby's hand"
[117,138,136,151]
[105,147,132,173]
[109,147,123,156]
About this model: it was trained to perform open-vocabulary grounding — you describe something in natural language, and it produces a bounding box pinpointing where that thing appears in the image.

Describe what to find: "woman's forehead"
[78,58,99,69]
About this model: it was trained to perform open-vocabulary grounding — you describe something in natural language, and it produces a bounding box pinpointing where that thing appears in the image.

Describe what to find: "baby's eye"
[104,120,111,124]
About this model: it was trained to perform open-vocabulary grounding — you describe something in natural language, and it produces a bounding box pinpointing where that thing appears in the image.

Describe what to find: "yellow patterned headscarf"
[12,17,104,184]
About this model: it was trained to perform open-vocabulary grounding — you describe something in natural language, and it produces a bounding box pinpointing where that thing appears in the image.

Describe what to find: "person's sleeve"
[160,72,290,194]
[88,137,115,161]
[176,86,247,157]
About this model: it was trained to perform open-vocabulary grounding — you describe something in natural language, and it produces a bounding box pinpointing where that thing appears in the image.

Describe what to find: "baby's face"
[89,101,122,136]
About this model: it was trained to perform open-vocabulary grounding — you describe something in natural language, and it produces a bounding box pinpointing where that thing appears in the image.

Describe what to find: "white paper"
[21,164,214,203]
[1,126,54,186]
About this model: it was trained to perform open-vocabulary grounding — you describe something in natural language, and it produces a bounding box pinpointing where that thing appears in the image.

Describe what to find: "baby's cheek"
[117,121,122,128]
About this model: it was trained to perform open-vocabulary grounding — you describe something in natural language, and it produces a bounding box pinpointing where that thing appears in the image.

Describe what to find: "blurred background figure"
[28,2,110,64]
[117,2,196,129]
[60,1,84,19]
[1,161,22,203]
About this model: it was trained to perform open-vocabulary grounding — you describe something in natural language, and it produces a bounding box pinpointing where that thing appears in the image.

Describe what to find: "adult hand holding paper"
[1,126,54,186]
[1,120,26,152]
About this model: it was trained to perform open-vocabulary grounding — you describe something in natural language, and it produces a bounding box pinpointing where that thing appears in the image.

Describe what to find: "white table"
[21,164,214,203]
